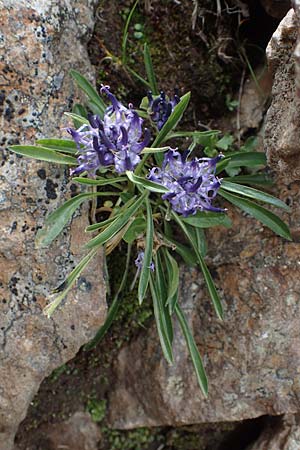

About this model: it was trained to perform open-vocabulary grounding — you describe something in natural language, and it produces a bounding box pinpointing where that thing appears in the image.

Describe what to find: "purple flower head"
[67,86,150,176]
[148,149,224,217]
[147,90,180,130]
[135,251,155,273]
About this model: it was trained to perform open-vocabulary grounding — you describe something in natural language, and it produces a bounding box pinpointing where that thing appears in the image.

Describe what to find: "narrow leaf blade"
[9,145,77,165]
[219,189,292,241]
[175,304,208,396]
[144,43,158,95]
[138,199,154,304]
[70,69,106,117]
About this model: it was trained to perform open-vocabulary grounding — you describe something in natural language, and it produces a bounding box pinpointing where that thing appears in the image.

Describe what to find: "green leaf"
[64,112,90,126]
[73,176,126,186]
[216,134,234,151]
[222,152,266,169]
[175,304,208,397]
[182,211,232,228]
[166,130,220,140]
[167,237,198,266]
[138,199,154,304]
[36,139,77,154]
[9,145,77,165]
[126,171,169,193]
[141,146,170,154]
[150,275,173,364]
[87,100,107,118]
[155,251,174,342]
[70,69,106,117]
[219,189,292,241]
[85,191,148,249]
[123,217,146,243]
[143,43,158,95]
[85,215,120,232]
[164,249,179,313]
[224,173,273,186]
[172,212,223,320]
[185,224,207,257]
[44,248,98,317]
[152,91,191,149]
[85,244,132,349]
[121,0,139,65]
[35,192,102,248]
[221,180,290,211]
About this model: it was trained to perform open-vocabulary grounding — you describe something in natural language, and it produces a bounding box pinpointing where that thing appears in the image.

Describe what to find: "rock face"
[0,1,106,450]
[247,415,300,450]
[107,8,300,430]
[108,180,300,428]
[264,5,300,183]
[15,412,102,450]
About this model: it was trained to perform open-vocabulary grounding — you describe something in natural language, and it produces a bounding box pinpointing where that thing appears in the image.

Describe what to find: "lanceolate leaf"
[172,212,223,320]
[182,211,232,228]
[150,275,173,364]
[164,249,179,313]
[84,245,132,350]
[64,112,90,126]
[70,69,106,117]
[138,199,154,304]
[219,189,292,241]
[123,217,146,243]
[175,304,208,397]
[86,215,120,232]
[221,180,290,211]
[141,146,170,154]
[73,176,126,186]
[224,174,273,186]
[144,43,159,95]
[152,92,191,148]
[155,251,174,343]
[85,191,148,249]
[126,171,169,193]
[35,192,105,248]
[36,139,77,154]
[9,145,77,165]
[44,247,98,317]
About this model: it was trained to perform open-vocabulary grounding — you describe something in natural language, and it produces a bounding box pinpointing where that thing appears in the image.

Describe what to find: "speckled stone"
[264,5,300,183]
[107,180,300,428]
[0,2,106,450]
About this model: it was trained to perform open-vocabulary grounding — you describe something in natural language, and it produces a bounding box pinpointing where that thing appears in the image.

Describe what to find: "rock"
[260,0,291,19]
[264,6,300,183]
[15,412,102,450]
[107,181,300,428]
[247,414,300,450]
[0,1,106,449]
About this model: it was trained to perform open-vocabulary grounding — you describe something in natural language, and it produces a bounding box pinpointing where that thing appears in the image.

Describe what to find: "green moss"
[86,397,107,423]
[102,427,163,450]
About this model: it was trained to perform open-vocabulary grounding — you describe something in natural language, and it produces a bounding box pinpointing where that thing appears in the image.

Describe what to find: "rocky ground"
[1,1,300,449]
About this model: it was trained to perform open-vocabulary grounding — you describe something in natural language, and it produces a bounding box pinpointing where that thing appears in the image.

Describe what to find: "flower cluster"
[68,86,150,176]
[147,90,180,130]
[135,251,155,272]
[149,149,223,216]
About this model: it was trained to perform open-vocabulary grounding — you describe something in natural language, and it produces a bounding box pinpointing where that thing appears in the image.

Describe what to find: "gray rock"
[264,7,300,183]
[0,1,106,449]
[107,184,300,428]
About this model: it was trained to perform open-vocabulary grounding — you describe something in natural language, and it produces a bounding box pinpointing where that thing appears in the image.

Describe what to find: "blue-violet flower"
[67,85,150,176]
[148,149,224,217]
[147,90,180,130]
[135,251,155,272]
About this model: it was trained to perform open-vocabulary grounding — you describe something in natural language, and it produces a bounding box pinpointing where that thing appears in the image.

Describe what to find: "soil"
[14,1,281,449]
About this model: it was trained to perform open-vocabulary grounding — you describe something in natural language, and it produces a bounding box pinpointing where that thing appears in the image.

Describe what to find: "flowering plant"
[9,54,291,396]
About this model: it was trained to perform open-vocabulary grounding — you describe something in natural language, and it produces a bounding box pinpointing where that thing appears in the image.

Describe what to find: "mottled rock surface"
[108,181,300,428]
[264,6,300,182]
[14,412,102,450]
[0,1,106,450]
[248,415,300,450]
